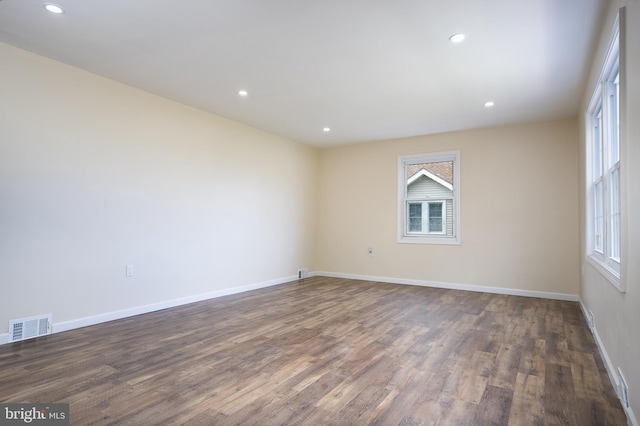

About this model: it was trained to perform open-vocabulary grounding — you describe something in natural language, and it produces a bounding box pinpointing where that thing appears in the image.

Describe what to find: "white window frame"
[585,10,624,291]
[398,150,460,245]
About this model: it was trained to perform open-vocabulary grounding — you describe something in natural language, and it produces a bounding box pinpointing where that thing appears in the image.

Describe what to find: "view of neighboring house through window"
[586,10,622,289]
[398,151,459,244]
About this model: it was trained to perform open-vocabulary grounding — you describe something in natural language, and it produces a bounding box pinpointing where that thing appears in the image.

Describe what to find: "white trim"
[0,274,297,346]
[586,12,620,115]
[314,271,579,301]
[580,301,637,426]
[579,302,619,390]
[586,254,623,291]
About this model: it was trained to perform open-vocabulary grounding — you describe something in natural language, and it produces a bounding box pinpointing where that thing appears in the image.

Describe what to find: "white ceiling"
[0,0,604,147]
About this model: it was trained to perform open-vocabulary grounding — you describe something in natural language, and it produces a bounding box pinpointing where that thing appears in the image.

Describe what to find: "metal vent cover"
[9,314,52,342]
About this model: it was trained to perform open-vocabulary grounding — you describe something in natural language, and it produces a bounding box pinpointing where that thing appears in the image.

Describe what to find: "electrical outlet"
[368,247,374,256]
[126,264,134,277]
[587,310,595,329]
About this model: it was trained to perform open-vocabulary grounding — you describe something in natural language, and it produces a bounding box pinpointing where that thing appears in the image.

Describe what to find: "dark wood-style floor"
[0,276,627,425]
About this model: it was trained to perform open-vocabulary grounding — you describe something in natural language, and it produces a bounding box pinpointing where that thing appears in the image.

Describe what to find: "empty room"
[0,0,638,425]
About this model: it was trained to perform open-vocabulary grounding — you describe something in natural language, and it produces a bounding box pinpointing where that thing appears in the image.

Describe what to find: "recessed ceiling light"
[449,33,465,43]
[44,3,64,14]
[484,101,495,107]
[238,90,248,97]
[322,127,331,133]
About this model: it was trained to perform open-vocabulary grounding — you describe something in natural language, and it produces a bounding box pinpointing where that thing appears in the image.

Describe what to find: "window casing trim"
[585,8,624,292]
[398,150,460,245]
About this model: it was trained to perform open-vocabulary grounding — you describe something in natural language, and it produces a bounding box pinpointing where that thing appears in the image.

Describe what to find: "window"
[407,201,445,234]
[586,10,623,290]
[398,151,460,244]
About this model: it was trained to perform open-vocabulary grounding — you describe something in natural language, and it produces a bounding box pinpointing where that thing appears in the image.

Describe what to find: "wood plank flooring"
[0,276,627,425]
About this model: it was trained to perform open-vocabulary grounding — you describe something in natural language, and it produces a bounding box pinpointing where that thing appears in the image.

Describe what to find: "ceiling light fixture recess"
[484,101,495,107]
[44,3,64,14]
[449,33,465,43]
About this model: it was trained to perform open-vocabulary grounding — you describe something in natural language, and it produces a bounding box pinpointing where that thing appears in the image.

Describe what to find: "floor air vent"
[9,314,52,343]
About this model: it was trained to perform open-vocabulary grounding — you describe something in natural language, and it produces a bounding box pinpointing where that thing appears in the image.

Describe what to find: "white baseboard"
[0,272,576,346]
[313,271,580,301]
[0,272,580,346]
[579,301,637,426]
[0,274,297,346]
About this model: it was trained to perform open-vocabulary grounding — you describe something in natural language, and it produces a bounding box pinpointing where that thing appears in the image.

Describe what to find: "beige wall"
[579,0,640,420]
[316,119,580,296]
[0,42,318,335]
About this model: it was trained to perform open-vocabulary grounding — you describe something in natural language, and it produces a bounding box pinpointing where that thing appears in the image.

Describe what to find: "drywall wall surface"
[0,42,318,334]
[316,118,580,295]
[579,0,640,421]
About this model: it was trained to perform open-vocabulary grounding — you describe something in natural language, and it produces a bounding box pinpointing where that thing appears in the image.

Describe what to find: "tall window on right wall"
[586,8,624,290]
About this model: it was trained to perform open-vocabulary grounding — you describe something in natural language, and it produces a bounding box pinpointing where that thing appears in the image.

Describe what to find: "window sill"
[586,254,624,292]
[398,235,460,245]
